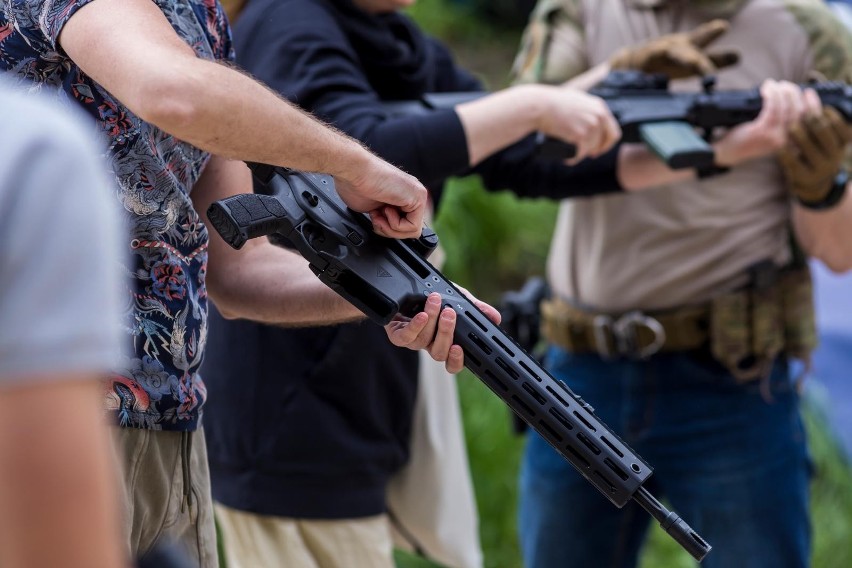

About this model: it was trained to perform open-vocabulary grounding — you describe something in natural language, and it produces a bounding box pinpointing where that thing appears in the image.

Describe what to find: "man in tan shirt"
[513,1,852,567]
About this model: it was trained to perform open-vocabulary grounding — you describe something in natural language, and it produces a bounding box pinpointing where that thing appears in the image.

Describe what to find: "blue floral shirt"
[0,0,233,430]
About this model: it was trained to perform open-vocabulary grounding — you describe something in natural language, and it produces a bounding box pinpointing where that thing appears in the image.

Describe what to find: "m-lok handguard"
[206,164,712,562]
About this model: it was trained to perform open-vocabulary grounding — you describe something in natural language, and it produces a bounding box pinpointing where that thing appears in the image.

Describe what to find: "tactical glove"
[779,106,852,205]
[609,19,740,79]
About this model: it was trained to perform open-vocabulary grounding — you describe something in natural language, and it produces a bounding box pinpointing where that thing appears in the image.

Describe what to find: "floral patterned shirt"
[0,0,233,430]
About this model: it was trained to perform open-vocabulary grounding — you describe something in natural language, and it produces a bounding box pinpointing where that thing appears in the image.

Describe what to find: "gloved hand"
[778,106,852,204]
[609,19,740,79]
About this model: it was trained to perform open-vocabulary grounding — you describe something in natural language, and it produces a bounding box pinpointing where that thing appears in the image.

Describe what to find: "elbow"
[817,253,852,275]
[207,285,241,320]
[130,74,203,131]
[804,240,852,274]
[206,274,243,321]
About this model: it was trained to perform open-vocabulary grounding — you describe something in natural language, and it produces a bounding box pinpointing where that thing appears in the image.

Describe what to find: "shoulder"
[778,0,852,81]
[512,0,588,84]
[528,0,584,22]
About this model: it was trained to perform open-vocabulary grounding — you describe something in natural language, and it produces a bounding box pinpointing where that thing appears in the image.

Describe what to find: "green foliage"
[434,176,557,303]
[406,0,514,45]
[457,373,526,567]
[805,395,852,568]
[395,549,446,568]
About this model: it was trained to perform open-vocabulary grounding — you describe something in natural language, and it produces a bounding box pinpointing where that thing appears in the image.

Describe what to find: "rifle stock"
[207,165,712,562]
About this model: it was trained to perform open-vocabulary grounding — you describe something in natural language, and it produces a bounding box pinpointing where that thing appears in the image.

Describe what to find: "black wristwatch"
[797,170,849,211]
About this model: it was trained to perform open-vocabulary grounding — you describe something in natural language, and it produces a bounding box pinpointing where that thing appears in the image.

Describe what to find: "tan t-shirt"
[514,0,852,312]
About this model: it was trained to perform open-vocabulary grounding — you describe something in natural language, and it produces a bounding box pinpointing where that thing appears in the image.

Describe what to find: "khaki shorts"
[113,427,218,568]
[215,502,394,568]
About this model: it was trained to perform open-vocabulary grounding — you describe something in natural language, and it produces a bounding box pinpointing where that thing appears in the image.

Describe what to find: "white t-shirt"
[0,81,123,383]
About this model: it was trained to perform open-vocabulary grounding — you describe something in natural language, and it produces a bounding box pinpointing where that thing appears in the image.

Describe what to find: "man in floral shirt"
[0,0,504,564]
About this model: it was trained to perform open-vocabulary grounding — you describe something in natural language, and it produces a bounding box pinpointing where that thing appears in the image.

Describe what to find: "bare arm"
[793,191,852,272]
[0,377,127,568]
[455,84,619,166]
[58,0,425,238]
[783,94,852,272]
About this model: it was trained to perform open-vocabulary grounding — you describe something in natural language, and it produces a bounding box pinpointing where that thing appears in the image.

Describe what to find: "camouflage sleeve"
[511,0,589,85]
[785,1,852,170]
[785,0,852,83]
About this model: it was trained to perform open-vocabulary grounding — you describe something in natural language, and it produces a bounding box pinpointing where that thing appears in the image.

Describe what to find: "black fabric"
[203,0,623,519]
[204,309,415,518]
[321,0,435,99]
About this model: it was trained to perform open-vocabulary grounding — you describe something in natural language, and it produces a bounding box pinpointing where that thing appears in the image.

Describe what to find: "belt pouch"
[780,267,818,360]
[710,289,754,380]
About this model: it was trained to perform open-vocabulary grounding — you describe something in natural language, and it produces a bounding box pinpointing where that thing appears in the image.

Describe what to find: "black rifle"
[206,164,712,562]
[500,277,549,436]
[382,71,852,169]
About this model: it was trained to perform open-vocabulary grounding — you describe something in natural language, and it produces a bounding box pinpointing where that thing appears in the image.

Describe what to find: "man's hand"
[610,19,740,79]
[536,86,621,164]
[334,156,428,239]
[714,80,808,167]
[779,90,852,204]
[385,292,502,374]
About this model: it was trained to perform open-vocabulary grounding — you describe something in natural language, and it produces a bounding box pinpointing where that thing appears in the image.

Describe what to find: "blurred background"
[391,2,852,567]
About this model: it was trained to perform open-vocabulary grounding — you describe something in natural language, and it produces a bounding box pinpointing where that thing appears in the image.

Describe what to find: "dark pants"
[519,347,811,568]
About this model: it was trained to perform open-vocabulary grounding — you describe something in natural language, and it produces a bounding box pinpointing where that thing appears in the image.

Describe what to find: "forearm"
[142,59,372,181]
[455,85,544,166]
[0,378,127,568]
[60,0,372,182]
[615,133,755,191]
[477,137,623,198]
[207,242,364,325]
[792,187,852,273]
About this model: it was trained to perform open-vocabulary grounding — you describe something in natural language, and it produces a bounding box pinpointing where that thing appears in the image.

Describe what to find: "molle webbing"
[541,265,816,381]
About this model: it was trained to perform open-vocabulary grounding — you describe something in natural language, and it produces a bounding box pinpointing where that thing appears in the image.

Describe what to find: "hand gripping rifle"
[206,164,713,562]
[383,71,852,169]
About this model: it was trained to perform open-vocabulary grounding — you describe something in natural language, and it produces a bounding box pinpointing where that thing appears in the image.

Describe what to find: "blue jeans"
[519,347,811,568]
